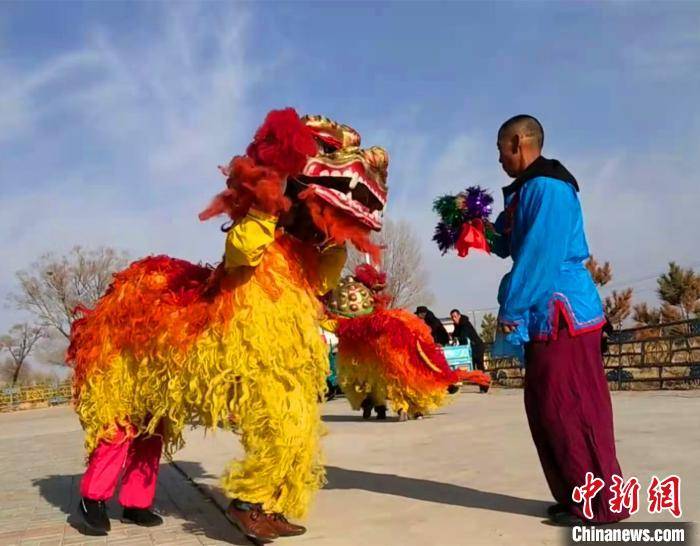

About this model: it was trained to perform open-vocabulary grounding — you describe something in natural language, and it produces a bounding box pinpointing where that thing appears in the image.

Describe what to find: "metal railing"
[603,319,700,390]
[0,382,72,412]
[483,319,700,390]
[1,319,698,410]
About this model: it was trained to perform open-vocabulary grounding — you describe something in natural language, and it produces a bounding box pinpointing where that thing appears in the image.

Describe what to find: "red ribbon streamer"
[455,219,490,257]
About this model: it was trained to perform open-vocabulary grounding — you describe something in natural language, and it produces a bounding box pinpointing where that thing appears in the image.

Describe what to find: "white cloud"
[2,3,698,336]
[574,151,700,302]
[622,30,700,81]
[0,4,261,332]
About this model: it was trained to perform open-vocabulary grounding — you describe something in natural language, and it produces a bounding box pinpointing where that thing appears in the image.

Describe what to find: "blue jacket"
[491,157,604,358]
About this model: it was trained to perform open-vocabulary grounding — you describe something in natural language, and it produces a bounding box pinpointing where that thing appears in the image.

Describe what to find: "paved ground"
[0,407,246,546]
[1,387,698,546]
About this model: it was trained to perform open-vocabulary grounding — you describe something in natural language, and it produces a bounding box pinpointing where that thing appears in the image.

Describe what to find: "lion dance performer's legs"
[76,422,164,534]
[344,384,388,420]
[222,366,325,518]
[80,425,163,509]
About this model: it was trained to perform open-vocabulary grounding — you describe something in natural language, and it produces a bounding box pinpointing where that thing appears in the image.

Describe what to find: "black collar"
[502,156,579,199]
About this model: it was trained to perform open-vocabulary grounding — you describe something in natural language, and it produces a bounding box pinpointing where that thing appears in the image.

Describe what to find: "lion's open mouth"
[295,159,386,230]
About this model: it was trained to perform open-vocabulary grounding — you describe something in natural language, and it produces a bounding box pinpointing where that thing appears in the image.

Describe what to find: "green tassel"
[485,224,498,247]
[432,195,463,226]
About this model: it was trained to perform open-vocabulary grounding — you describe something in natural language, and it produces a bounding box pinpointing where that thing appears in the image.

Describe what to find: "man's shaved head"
[497,114,545,177]
[498,115,544,150]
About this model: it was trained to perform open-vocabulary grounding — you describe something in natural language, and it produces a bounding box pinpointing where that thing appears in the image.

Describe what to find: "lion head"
[295,115,388,231]
[200,108,388,259]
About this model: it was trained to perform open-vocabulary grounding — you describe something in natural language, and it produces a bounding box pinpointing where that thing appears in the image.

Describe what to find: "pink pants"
[80,426,163,509]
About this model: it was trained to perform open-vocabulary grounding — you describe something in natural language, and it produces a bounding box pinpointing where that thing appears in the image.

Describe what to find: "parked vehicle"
[326,348,342,400]
[442,343,474,371]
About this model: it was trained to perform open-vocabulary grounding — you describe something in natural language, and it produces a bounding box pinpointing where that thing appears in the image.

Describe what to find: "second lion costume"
[327,264,491,421]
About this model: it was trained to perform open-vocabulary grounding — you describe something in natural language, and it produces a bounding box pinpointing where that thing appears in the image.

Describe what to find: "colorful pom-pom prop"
[432,186,494,257]
[433,222,459,255]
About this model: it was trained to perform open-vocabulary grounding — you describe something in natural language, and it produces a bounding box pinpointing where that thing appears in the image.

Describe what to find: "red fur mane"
[354,263,386,290]
[199,108,384,259]
[353,263,392,309]
[246,108,317,175]
[199,156,291,221]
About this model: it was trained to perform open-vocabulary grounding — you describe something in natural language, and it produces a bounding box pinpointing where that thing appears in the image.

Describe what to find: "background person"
[450,309,485,371]
[450,309,488,392]
[415,306,450,346]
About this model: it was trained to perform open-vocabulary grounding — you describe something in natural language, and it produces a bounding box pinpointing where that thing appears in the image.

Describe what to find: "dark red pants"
[524,327,629,523]
[80,425,163,509]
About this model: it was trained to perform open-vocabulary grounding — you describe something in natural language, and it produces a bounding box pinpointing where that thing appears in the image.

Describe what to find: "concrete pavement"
[1,387,698,545]
[174,388,700,545]
[0,407,247,546]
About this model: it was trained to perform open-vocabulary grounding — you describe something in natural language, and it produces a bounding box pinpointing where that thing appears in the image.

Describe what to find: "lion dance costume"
[327,264,491,421]
[67,108,389,541]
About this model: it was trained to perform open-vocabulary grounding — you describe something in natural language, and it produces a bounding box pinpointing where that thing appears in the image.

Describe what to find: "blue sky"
[1,1,699,333]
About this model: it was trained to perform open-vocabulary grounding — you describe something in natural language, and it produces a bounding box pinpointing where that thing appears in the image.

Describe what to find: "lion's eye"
[315,137,338,154]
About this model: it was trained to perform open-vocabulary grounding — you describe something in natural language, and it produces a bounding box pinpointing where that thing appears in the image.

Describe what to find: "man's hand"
[498,322,516,335]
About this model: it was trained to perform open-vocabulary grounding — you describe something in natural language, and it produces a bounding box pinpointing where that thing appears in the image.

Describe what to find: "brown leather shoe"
[225,501,279,541]
[266,513,307,537]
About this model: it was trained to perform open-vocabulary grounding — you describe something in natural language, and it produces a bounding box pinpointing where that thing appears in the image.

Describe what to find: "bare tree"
[345,219,434,309]
[9,246,129,339]
[0,323,46,386]
[33,330,72,368]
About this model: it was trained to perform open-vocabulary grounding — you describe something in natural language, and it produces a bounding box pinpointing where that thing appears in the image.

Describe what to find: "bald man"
[491,115,628,525]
